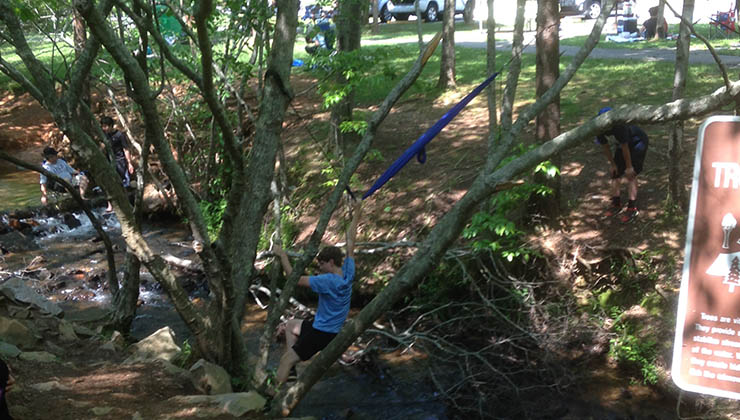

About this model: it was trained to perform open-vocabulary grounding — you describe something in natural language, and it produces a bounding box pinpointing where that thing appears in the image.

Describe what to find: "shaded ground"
[0,51,730,419]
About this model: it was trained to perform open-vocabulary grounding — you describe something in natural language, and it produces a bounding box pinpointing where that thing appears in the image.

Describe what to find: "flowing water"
[0,201,449,419]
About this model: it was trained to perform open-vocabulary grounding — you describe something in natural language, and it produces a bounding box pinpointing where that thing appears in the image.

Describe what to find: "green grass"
[293,28,731,149]
[0,35,75,91]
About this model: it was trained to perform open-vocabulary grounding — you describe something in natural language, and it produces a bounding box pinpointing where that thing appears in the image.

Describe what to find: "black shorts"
[612,140,648,179]
[292,319,337,361]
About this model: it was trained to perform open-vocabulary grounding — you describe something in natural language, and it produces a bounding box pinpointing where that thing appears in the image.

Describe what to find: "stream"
[0,155,449,419]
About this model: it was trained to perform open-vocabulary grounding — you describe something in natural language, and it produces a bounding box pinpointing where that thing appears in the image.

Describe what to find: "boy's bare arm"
[346,200,362,259]
[273,244,311,287]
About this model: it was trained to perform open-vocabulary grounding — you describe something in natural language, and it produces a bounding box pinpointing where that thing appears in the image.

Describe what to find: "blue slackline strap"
[362,71,501,200]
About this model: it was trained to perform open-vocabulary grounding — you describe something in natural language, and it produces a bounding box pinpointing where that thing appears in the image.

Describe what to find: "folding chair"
[710,9,736,39]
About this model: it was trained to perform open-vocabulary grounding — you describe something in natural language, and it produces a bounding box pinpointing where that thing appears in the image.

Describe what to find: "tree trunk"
[371,0,379,34]
[486,0,497,134]
[668,0,694,210]
[437,0,456,89]
[529,0,561,224]
[654,0,667,40]
[111,252,141,332]
[329,0,363,158]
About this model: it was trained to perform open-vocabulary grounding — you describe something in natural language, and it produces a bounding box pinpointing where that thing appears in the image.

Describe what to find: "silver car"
[387,0,470,22]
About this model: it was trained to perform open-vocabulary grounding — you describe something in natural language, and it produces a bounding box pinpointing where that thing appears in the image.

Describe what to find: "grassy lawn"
[295,36,731,134]
[0,36,74,92]
[560,23,740,56]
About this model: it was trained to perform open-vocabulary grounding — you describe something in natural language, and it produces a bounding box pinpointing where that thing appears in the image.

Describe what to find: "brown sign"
[674,116,740,399]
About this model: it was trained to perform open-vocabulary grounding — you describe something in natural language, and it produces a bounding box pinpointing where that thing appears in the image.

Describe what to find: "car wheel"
[424,2,439,22]
[585,1,601,19]
[380,4,392,22]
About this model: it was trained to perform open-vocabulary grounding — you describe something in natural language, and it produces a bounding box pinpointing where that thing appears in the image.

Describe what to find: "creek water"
[0,196,449,418]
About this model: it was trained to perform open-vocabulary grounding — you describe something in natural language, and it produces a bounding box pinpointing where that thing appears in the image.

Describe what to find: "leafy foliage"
[462,146,557,262]
[608,311,659,385]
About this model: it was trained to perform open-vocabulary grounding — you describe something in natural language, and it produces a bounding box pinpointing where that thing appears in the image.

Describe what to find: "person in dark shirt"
[595,107,649,223]
[100,116,135,212]
[642,6,667,39]
[100,116,134,187]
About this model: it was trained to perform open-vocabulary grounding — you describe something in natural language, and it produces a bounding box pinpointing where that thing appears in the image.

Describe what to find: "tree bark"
[329,0,363,158]
[437,0,456,89]
[529,0,561,224]
[654,0,667,40]
[486,0,497,135]
[667,0,694,210]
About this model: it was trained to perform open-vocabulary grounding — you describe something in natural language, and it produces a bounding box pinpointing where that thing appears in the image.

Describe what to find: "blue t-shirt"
[309,257,355,333]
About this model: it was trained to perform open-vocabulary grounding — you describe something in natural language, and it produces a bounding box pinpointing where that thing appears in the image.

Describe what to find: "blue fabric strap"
[362,71,500,200]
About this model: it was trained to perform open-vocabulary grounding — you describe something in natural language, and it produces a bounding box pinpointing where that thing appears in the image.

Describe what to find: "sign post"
[674,116,740,398]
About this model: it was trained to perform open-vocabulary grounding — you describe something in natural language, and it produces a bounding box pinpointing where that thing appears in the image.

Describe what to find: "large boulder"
[0,341,21,358]
[189,359,233,395]
[0,277,63,316]
[123,326,180,364]
[168,392,266,417]
[0,316,36,349]
[19,351,57,362]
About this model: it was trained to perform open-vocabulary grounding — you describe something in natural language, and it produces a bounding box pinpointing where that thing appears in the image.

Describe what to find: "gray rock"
[58,320,78,342]
[100,331,126,352]
[91,406,114,416]
[0,317,36,349]
[123,326,181,364]
[72,324,97,337]
[168,392,266,416]
[0,277,62,316]
[30,381,71,392]
[43,341,65,357]
[156,359,190,378]
[19,351,57,362]
[189,359,233,395]
[0,341,21,358]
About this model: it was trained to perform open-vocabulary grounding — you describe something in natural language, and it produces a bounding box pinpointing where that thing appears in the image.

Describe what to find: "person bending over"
[596,107,649,223]
[272,200,362,389]
[39,146,89,206]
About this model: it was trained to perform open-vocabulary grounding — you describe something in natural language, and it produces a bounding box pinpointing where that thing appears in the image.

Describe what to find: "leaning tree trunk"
[667,0,694,210]
[529,0,561,224]
[437,0,456,89]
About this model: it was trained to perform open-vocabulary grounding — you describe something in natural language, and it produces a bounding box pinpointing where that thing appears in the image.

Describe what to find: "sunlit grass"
[0,35,75,91]
[291,38,730,138]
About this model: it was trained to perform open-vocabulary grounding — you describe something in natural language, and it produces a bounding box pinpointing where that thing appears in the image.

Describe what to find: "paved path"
[456,38,740,68]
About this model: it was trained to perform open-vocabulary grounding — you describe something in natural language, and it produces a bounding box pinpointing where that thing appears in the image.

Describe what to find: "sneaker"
[605,202,622,218]
[620,207,639,223]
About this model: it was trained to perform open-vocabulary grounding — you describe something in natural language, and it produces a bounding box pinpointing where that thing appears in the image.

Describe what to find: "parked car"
[387,0,469,23]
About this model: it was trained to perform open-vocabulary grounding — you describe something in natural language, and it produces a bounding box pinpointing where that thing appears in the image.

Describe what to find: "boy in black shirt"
[595,107,649,223]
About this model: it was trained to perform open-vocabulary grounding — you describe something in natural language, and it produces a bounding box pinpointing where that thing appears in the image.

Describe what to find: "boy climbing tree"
[271,199,362,391]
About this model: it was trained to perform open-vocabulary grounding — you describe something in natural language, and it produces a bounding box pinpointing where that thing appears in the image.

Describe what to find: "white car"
[388,0,471,22]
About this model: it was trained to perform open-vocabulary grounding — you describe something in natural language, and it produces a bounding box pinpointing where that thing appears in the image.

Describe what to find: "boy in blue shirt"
[272,200,362,387]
